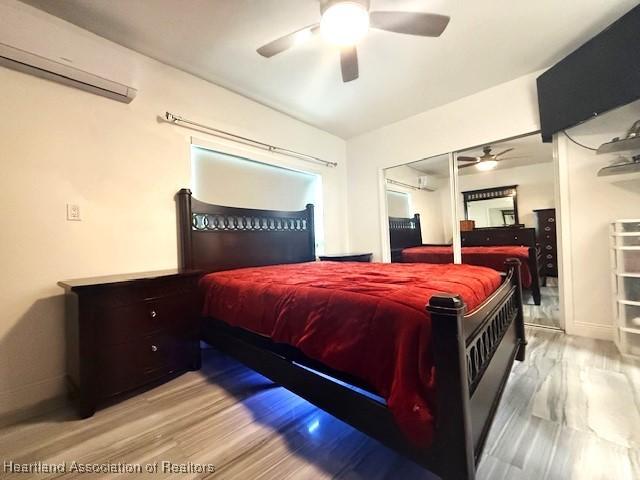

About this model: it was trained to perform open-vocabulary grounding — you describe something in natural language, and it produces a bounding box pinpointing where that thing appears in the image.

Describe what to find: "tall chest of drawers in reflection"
[534,208,558,279]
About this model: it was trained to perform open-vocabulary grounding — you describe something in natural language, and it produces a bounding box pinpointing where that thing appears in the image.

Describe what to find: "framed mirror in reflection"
[463,185,519,228]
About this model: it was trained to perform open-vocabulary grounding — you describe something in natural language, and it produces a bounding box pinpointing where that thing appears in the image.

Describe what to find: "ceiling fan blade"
[457,156,479,162]
[496,155,528,162]
[369,12,450,37]
[340,46,359,82]
[493,148,514,158]
[257,24,319,58]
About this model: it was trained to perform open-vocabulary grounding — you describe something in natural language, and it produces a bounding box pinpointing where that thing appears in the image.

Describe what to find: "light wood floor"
[523,282,561,330]
[1,327,638,479]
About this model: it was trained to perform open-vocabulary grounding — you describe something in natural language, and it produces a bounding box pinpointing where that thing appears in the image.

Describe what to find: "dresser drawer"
[95,331,198,396]
[94,293,199,345]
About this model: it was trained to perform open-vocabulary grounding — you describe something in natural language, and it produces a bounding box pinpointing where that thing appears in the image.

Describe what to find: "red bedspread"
[401,245,532,288]
[200,261,502,447]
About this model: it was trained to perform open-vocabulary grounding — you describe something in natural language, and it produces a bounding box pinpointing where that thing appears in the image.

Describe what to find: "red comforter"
[200,261,502,447]
[401,245,532,288]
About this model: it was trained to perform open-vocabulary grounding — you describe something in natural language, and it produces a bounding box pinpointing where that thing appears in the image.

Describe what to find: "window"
[191,146,325,252]
[386,190,411,218]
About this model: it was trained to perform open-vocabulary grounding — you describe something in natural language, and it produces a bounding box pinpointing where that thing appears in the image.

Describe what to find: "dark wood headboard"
[177,189,316,272]
[389,214,422,250]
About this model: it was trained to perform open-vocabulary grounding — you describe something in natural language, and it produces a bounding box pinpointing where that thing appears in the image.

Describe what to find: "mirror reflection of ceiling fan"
[256,0,450,82]
[458,146,522,171]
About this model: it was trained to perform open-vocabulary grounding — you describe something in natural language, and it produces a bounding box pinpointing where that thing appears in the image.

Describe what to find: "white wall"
[384,165,447,243]
[0,0,347,420]
[557,99,640,340]
[346,71,542,261]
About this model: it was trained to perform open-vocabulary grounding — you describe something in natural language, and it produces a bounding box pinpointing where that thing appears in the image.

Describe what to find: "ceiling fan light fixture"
[320,1,370,46]
[475,160,498,171]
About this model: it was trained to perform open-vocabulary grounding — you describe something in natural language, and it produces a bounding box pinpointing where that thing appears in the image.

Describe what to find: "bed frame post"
[527,246,542,305]
[414,213,422,242]
[506,258,527,361]
[427,294,475,480]
[306,203,316,261]
[177,188,194,269]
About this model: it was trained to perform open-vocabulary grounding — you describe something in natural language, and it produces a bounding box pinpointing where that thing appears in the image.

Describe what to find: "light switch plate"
[66,203,81,221]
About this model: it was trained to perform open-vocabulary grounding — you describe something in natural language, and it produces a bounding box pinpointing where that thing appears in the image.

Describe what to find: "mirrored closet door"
[384,154,455,264]
[382,133,563,330]
[456,134,561,329]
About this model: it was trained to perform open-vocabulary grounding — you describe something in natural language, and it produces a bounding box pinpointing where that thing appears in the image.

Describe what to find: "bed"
[390,214,543,305]
[177,189,526,480]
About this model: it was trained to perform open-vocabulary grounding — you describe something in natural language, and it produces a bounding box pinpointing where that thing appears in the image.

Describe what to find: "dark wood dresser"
[534,208,558,279]
[58,269,202,418]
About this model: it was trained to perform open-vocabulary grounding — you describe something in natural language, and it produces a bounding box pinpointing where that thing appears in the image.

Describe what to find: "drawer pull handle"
[151,345,158,352]
[548,218,555,223]
[547,263,554,268]
[547,254,553,259]
[545,226,551,232]
[546,245,553,250]
[150,310,157,318]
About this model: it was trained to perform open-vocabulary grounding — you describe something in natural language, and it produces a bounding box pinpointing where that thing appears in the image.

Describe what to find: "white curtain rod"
[386,178,421,191]
[164,112,337,168]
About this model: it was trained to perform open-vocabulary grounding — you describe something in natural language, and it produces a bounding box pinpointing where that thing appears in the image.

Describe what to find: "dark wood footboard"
[426,259,526,478]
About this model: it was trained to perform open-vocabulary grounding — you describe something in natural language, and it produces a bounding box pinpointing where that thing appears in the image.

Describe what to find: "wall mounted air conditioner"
[0,42,137,104]
[417,175,436,192]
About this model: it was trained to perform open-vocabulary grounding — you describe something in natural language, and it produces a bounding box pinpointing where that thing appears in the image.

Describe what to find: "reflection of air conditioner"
[0,43,137,103]
[417,175,436,192]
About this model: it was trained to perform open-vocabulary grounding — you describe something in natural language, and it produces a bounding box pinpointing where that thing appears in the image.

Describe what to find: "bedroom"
[1,1,639,479]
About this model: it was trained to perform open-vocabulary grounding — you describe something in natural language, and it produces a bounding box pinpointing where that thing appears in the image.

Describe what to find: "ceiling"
[407,133,553,177]
[21,0,638,138]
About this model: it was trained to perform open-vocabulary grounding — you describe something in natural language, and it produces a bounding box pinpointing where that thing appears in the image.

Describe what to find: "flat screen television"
[537,5,640,142]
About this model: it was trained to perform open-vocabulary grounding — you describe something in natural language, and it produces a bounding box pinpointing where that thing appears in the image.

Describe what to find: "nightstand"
[58,269,202,418]
[318,252,373,262]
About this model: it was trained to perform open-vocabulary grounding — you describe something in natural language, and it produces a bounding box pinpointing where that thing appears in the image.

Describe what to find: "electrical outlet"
[66,203,81,221]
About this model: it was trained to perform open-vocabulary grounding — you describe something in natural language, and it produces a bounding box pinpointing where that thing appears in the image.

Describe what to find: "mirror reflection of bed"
[385,133,562,330]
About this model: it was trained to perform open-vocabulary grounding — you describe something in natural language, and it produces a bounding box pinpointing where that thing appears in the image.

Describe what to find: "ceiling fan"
[256,0,450,82]
[458,146,517,171]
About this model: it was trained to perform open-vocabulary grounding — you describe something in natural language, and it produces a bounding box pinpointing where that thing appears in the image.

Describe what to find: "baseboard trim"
[0,395,67,428]
[0,375,67,428]
[569,322,614,341]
